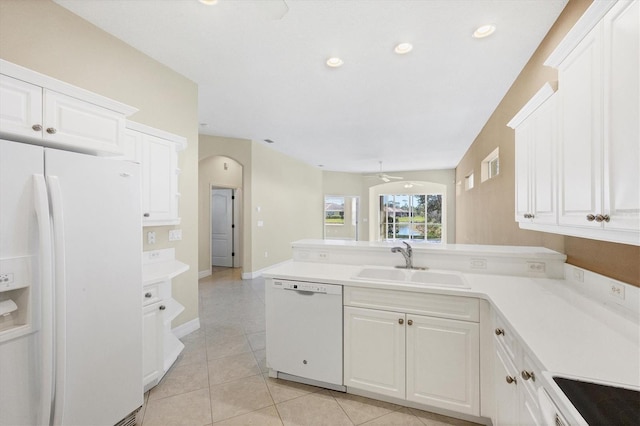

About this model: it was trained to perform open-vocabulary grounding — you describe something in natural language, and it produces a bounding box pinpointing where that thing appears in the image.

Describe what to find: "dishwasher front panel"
[266,279,343,386]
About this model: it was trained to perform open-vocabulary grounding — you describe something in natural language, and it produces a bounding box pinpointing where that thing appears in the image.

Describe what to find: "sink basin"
[353,267,469,288]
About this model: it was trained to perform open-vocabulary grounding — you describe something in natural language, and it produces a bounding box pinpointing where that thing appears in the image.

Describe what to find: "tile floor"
[136,267,481,426]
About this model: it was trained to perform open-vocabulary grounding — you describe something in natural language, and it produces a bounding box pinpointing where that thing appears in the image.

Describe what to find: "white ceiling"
[54,0,567,174]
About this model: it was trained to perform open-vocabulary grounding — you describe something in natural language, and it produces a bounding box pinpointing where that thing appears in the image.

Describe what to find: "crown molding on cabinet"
[507,82,558,129]
[0,59,138,116]
[544,0,618,68]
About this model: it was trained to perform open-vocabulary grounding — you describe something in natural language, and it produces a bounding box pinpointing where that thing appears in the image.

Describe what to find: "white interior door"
[211,188,233,267]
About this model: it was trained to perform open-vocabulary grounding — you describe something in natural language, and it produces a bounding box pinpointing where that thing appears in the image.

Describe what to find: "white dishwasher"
[266,279,344,390]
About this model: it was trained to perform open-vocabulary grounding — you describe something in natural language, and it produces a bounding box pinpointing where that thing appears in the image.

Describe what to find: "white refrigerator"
[0,139,143,425]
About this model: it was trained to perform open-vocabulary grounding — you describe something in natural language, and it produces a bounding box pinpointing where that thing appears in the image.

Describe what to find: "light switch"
[147,231,156,244]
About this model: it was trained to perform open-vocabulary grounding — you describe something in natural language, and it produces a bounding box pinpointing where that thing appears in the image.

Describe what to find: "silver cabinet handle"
[524,213,535,219]
[586,214,596,222]
[398,318,404,325]
[159,305,166,311]
[595,214,610,223]
[143,213,150,217]
[495,328,504,336]
[407,319,413,326]
[506,375,517,385]
[521,370,535,381]
[32,124,42,131]
[145,292,152,298]
[46,127,57,134]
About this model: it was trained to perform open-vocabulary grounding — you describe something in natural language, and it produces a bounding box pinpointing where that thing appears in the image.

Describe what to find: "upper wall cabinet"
[0,60,137,155]
[510,0,639,246]
[125,122,186,227]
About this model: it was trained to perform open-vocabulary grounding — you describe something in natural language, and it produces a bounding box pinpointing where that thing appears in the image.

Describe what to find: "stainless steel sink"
[352,267,469,288]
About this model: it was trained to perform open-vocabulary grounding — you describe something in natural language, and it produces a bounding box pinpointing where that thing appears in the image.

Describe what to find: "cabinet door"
[0,75,43,138]
[142,134,179,224]
[514,120,533,222]
[122,128,144,163]
[343,306,405,399]
[142,302,163,389]
[406,314,479,415]
[43,89,124,155]
[494,344,519,426]
[531,96,557,225]
[603,0,640,232]
[557,24,603,228]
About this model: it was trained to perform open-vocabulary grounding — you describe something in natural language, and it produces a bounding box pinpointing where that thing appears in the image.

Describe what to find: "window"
[481,147,500,182]
[464,172,474,191]
[324,196,345,225]
[379,194,442,243]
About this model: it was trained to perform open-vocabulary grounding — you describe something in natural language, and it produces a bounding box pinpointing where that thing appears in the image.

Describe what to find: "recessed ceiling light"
[473,24,496,39]
[199,0,218,5]
[326,57,344,68]
[394,43,413,54]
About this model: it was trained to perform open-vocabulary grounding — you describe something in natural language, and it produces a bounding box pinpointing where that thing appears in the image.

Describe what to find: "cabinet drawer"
[142,284,161,306]
[494,313,519,362]
[344,287,479,322]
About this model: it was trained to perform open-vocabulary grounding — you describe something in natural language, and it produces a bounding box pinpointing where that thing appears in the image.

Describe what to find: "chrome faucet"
[391,241,413,269]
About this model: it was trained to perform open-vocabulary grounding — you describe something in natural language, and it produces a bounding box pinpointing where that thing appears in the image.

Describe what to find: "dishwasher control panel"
[274,280,342,295]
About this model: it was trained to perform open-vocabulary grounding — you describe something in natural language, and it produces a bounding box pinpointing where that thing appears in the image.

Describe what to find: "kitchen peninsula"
[264,240,640,426]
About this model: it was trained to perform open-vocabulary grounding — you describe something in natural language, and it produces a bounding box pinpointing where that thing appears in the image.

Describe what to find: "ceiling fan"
[365,161,403,183]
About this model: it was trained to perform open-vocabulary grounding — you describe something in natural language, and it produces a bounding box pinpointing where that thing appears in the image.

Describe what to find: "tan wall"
[455,0,639,287]
[0,0,200,324]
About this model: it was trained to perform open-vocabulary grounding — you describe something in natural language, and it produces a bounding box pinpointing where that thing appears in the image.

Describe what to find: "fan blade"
[382,176,390,183]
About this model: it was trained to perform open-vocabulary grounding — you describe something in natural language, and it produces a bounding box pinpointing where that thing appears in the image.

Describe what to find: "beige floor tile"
[206,334,252,360]
[330,391,402,425]
[207,352,261,385]
[243,317,266,334]
[209,374,274,423]
[360,407,424,425]
[247,331,266,351]
[276,391,353,426]
[407,408,482,426]
[212,406,283,425]
[264,374,322,404]
[253,349,268,373]
[149,361,210,401]
[205,322,246,340]
[142,388,212,426]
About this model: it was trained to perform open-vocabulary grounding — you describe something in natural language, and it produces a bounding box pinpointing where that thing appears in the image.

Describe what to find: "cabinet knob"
[524,213,535,219]
[159,305,166,311]
[407,319,413,326]
[586,214,596,222]
[398,318,404,325]
[143,213,150,217]
[495,328,505,336]
[506,375,517,385]
[521,370,535,381]
[32,124,42,132]
[46,127,57,134]
[145,292,152,298]
[595,214,610,223]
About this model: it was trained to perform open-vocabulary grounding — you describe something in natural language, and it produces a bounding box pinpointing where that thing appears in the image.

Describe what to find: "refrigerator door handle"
[47,175,67,426]
[33,174,54,426]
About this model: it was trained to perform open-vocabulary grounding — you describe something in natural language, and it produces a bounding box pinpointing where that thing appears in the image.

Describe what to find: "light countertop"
[263,260,640,389]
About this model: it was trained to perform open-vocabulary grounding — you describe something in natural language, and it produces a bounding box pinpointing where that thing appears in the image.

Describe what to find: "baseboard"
[198,269,211,279]
[172,318,200,339]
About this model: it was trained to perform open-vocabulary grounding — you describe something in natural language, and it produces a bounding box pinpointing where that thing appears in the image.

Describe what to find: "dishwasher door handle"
[285,289,317,296]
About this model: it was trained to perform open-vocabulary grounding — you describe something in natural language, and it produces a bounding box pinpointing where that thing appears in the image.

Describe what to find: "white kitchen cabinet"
[0,61,136,155]
[125,122,186,226]
[541,0,640,245]
[492,314,543,426]
[509,84,558,226]
[142,297,163,387]
[344,288,480,416]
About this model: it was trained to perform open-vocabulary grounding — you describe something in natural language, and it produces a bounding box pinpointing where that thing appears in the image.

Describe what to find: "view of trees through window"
[379,194,442,242]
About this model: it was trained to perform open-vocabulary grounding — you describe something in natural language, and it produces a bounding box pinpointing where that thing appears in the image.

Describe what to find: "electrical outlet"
[609,282,625,300]
[470,258,487,269]
[168,229,182,241]
[318,251,329,261]
[573,268,584,283]
[264,251,268,258]
[149,251,160,259]
[527,261,546,273]
[0,273,14,284]
[147,231,156,244]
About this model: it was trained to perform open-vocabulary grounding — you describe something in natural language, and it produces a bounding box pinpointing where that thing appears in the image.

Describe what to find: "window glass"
[380,193,442,243]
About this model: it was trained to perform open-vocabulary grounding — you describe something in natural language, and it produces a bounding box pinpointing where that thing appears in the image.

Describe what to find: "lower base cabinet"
[344,301,480,415]
[142,301,163,387]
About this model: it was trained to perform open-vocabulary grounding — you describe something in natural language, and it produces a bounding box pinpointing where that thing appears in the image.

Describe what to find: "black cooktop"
[553,377,640,425]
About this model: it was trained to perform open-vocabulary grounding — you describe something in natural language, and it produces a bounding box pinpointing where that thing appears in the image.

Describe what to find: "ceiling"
[54,0,568,174]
